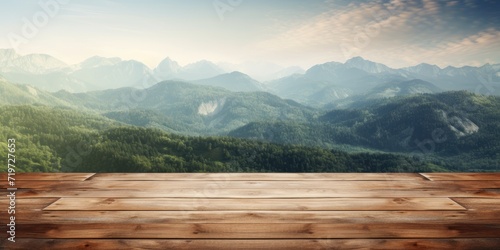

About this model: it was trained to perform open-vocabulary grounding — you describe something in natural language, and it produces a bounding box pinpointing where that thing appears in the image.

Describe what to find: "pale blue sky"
[1,0,499,69]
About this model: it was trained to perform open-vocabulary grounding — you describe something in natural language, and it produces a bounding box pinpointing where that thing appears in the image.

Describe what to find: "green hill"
[0,78,72,107]
[0,105,442,173]
[229,91,500,171]
[55,81,317,135]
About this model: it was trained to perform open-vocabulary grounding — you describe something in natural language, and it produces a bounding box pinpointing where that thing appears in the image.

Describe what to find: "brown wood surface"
[452,198,500,210]
[91,173,427,181]
[11,187,500,198]
[6,179,500,189]
[3,239,500,250]
[421,173,500,181]
[44,197,465,211]
[0,173,95,181]
[6,210,500,224]
[1,173,500,249]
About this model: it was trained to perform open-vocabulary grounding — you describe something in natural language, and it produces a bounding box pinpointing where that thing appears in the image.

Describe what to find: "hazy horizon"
[0,0,499,70]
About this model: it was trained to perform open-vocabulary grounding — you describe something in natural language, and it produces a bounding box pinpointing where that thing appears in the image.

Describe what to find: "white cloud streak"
[254,0,499,68]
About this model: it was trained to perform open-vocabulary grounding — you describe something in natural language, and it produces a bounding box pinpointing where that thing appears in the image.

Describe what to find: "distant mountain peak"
[402,63,443,79]
[344,56,392,74]
[154,57,181,78]
[156,57,179,66]
[186,60,221,69]
[228,71,248,76]
[0,48,18,58]
[415,63,441,69]
[194,71,263,92]
[0,50,68,74]
[78,56,122,69]
[345,56,369,63]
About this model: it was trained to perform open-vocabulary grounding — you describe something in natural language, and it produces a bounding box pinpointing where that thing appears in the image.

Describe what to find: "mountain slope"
[0,49,68,74]
[229,91,500,171]
[402,63,500,93]
[0,105,440,173]
[176,60,226,80]
[54,80,317,135]
[70,59,158,91]
[362,79,442,99]
[0,78,73,106]
[268,58,405,107]
[0,105,118,172]
[269,57,499,107]
[154,57,181,80]
[193,71,264,92]
[344,56,393,74]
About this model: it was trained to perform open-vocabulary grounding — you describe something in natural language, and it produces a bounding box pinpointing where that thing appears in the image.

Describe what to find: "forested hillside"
[1,77,499,172]
[0,106,444,173]
[230,92,500,171]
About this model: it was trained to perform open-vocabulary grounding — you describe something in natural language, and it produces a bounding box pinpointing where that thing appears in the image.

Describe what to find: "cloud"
[252,0,499,68]
[374,28,500,68]
[422,0,439,13]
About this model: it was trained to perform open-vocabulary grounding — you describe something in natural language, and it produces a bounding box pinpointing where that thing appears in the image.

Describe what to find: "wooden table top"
[1,173,500,249]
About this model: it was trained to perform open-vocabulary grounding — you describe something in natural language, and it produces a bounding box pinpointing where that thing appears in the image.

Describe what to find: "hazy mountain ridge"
[0,78,74,107]
[193,71,264,92]
[1,76,499,171]
[0,49,68,74]
[52,80,316,135]
[1,49,498,103]
[269,57,499,107]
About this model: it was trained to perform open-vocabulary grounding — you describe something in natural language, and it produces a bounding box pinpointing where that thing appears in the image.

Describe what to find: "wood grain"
[1,173,499,249]
[421,173,500,181]
[91,173,427,181]
[44,197,465,211]
[11,210,500,224]
[0,173,94,181]
[452,198,500,210]
[7,179,500,189]
[16,223,500,239]
[13,187,500,198]
[3,239,500,250]
[0,198,58,210]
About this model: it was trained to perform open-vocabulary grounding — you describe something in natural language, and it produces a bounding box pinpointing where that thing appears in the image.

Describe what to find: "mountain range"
[1,49,498,109]
[1,70,500,171]
[1,77,315,135]
[268,57,500,107]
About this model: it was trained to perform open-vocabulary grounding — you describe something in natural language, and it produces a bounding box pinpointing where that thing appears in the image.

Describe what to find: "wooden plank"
[0,181,82,189]
[0,198,58,210]
[3,239,500,250]
[2,180,438,190]
[13,188,500,198]
[0,173,95,181]
[5,179,498,191]
[422,173,500,181]
[92,173,426,181]
[12,210,500,224]
[15,223,500,238]
[453,198,500,210]
[1,173,499,249]
[0,180,444,190]
[44,197,465,211]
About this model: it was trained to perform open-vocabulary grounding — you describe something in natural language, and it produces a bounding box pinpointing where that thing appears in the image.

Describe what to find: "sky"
[0,0,499,69]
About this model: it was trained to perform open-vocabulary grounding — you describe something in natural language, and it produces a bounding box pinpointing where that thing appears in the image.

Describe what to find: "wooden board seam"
[41,198,63,211]
[418,173,433,181]
[82,173,97,181]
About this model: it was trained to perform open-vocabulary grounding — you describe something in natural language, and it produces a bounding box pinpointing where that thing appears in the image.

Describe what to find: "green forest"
[1,77,499,173]
[0,106,446,173]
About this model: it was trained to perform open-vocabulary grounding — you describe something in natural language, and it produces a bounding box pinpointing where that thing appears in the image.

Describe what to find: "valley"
[1,52,499,173]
